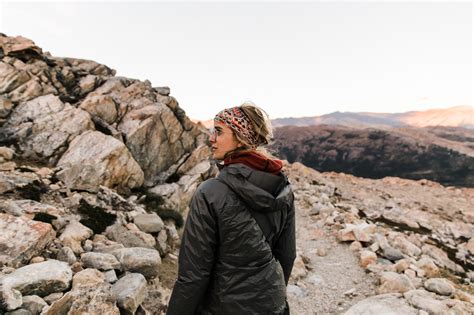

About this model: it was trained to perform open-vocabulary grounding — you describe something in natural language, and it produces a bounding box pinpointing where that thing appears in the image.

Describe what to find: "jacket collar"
[217,163,293,213]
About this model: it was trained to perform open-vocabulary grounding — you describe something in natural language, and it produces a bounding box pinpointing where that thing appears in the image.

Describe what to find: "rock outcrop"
[0,34,214,314]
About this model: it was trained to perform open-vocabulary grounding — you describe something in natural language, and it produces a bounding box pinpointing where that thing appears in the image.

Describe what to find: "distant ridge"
[272,105,473,129]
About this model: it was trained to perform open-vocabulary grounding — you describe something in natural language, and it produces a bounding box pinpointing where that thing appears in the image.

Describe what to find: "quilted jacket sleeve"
[273,196,296,285]
[167,188,218,315]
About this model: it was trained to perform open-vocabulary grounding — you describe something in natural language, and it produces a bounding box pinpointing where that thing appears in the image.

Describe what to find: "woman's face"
[210,121,241,160]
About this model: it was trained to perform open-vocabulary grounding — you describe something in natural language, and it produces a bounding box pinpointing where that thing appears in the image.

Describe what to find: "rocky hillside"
[1,34,473,315]
[0,34,216,314]
[271,125,474,188]
[272,106,473,129]
[284,163,474,314]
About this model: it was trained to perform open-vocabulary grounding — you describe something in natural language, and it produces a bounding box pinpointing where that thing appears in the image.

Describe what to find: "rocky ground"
[284,162,474,314]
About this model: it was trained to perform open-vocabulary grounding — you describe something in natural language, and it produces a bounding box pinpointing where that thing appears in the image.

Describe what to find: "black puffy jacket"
[167,163,296,315]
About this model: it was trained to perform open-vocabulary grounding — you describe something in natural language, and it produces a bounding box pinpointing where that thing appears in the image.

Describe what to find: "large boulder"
[4,94,94,164]
[0,260,72,297]
[0,213,55,268]
[56,130,144,192]
[344,293,418,315]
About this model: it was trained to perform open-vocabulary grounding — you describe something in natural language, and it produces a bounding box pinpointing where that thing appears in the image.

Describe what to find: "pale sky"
[1,1,472,120]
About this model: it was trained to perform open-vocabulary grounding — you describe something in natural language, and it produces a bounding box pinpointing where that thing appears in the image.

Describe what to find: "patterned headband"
[214,107,259,148]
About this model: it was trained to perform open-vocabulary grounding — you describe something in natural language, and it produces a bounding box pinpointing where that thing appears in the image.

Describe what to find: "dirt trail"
[287,209,378,314]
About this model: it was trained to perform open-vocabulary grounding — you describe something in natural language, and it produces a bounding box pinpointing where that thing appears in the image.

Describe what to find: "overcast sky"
[1,1,472,120]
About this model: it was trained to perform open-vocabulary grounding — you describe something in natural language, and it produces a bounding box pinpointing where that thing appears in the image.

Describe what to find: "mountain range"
[271,106,473,129]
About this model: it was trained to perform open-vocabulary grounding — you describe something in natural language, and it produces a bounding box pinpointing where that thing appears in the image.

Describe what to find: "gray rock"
[1,260,72,297]
[423,278,455,296]
[56,130,144,192]
[21,295,48,315]
[112,247,161,278]
[81,252,121,271]
[58,220,93,255]
[56,247,77,265]
[103,269,118,283]
[112,273,147,314]
[381,247,404,261]
[106,224,156,249]
[133,213,164,233]
[0,213,55,268]
[344,293,418,315]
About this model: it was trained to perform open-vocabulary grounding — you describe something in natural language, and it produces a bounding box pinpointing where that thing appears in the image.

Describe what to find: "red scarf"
[224,150,283,175]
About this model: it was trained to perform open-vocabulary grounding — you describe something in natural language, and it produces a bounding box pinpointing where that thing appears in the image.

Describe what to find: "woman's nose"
[209,133,216,144]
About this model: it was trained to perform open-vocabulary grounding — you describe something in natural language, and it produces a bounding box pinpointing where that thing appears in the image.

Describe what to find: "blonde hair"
[229,101,277,158]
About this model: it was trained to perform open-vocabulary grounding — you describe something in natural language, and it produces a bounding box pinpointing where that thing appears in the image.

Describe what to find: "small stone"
[103,269,118,283]
[349,241,362,252]
[343,288,357,296]
[59,221,93,254]
[70,261,83,273]
[424,278,455,296]
[0,146,14,160]
[43,292,63,304]
[83,240,93,252]
[56,246,77,265]
[360,250,377,268]
[416,257,439,278]
[316,247,327,257]
[133,213,164,233]
[35,167,53,177]
[381,247,404,261]
[378,271,415,294]
[29,256,45,264]
[394,259,410,273]
[21,295,48,315]
[81,252,121,271]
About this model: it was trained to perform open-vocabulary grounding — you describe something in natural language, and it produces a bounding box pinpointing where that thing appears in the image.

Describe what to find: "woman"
[167,103,296,315]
